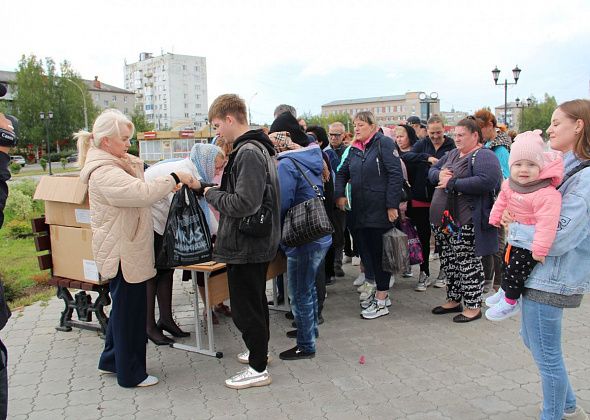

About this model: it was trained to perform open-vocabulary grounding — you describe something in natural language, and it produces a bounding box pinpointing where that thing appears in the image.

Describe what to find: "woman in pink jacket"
[485,130,563,321]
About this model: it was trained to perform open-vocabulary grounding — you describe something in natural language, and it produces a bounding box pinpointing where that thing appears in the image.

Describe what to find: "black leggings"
[501,244,538,300]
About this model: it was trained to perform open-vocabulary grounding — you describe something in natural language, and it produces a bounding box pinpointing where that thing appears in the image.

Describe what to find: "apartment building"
[124,52,208,130]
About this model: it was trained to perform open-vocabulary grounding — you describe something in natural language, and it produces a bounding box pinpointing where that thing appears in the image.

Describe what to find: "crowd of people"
[1,93,588,420]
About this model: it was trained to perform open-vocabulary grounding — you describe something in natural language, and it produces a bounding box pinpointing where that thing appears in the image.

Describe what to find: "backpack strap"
[557,160,590,189]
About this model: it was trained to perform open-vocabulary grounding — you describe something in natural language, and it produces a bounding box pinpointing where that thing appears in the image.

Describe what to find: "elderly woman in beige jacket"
[75,109,195,388]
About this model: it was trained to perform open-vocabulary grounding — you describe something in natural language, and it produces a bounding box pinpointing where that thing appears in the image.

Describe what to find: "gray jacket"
[205,130,281,264]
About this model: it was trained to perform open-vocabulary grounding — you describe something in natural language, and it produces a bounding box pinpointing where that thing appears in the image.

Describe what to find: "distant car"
[10,155,26,167]
[66,153,78,163]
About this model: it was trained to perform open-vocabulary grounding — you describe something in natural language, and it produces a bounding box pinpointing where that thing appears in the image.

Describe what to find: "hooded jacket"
[401,136,456,202]
[277,144,332,256]
[335,131,403,229]
[79,148,176,283]
[489,152,564,256]
[205,129,281,264]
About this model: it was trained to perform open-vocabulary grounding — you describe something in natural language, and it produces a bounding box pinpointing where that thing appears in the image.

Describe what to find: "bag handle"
[283,156,323,199]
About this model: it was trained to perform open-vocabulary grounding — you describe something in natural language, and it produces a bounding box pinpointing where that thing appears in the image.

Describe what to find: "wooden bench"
[32,217,110,337]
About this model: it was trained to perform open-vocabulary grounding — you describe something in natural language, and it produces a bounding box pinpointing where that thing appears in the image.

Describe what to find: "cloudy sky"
[4,0,590,124]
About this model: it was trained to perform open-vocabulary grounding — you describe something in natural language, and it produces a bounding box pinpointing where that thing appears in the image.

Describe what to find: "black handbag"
[238,141,274,237]
[282,157,334,247]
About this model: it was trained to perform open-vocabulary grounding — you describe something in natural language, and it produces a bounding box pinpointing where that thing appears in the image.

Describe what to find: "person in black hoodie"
[401,115,456,291]
[0,109,15,420]
[204,94,280,390]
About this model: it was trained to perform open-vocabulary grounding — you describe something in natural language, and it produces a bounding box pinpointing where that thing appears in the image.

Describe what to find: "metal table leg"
[268,274,290,312]
[172,270,223,358]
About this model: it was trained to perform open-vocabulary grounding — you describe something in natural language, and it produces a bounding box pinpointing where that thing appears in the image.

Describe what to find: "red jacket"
[489,152,564,256]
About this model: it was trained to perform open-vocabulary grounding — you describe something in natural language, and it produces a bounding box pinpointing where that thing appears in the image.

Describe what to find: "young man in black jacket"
[204,94,280,390]
[0,109,16,420]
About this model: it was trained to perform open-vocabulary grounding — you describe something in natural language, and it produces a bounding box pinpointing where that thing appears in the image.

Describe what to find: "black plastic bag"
[382,227,410,274]
[156,185,212,268]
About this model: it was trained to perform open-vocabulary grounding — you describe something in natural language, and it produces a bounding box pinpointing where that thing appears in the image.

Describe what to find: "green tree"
[131,107,154,139]
[519,94,558,134]
[12,55,97,154]
[300,112,353,133]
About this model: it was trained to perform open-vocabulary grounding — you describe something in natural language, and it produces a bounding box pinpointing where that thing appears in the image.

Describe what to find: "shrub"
[60,157,67,170]
[39,158,47,171]
[4,219,33,239]
[12,179,37,198]
[9,162,21,174]
[0,273,23,303]
[128,144,139,156]
[5,189,33,220]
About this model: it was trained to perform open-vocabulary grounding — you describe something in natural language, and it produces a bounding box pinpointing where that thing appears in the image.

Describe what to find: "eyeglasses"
[329,133,343,137]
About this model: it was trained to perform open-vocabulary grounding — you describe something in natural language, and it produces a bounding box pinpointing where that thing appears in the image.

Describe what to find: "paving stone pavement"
[3,260,590,419]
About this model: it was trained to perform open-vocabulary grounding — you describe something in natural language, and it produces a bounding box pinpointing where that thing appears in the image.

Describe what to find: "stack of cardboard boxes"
[34,175,104,284]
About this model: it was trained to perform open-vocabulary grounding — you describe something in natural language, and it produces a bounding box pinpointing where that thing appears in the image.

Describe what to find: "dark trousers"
[0,339,7,420]
[357,227,391,291]
[227,262,270,373]
[98,268,148,388]
[315,258,326,315]
[482,226,506,290]
[501,245,537,300]
[344,211,358,257]
[324,246,335,279]
[407,206,432,276]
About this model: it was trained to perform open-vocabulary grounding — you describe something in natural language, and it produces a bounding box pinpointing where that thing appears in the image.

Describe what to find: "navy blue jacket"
[402,136,455,202]
[335,132,403,229]
[428,148,502,256]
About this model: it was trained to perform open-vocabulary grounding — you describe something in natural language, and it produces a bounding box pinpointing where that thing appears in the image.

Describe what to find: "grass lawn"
[12,167,79,178]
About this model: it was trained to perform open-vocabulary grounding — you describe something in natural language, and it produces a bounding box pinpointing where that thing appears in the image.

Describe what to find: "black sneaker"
[318,314,324,325]
[279,346,315,361]
[325,276,335,285]
[285,311,294,320]
[334,266,345,277]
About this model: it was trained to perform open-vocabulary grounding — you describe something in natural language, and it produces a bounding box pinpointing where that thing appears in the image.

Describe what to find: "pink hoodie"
[488,151,564,256]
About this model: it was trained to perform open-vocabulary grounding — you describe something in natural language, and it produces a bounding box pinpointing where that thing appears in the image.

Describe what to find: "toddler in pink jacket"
[485,130,563,321]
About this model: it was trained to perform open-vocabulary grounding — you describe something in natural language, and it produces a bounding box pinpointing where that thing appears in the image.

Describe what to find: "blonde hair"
[73,109,135,168]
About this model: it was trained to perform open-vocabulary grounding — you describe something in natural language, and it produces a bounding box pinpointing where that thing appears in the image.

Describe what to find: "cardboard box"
[34,175,90,228]
[49,225,105,284]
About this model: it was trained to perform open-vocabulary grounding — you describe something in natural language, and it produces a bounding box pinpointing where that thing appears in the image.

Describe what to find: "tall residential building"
[124,52,208,130]
[321,92,440,126]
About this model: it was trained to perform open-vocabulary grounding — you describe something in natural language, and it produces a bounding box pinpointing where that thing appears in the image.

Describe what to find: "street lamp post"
[40,111,54,175]
[515,97,533,131]
[64,78,89,131]
[492,65,521,128]
[418,92,439,120]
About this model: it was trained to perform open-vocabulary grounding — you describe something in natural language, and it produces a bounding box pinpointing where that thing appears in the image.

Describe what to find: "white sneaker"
[389,275,395,288]
[359,283,376,301]
[136,375,159,387]
[98,368,115,375]
[343,255,352,264]
[402,271,413,278]
[361,300,390,319]
[360,293,392,309]
[484,288,505,307]
[433,270,446,288]
[237,350,273,365]
[225,367,272,390]
[357,281,373,294]
[351,257,361,266]
[563,406,589,419]
[485,299,520,321]
[414,272,432,292]
[353,273,366,287]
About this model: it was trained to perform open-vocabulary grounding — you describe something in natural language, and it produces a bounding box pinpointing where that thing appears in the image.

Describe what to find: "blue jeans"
[287,248,328,353]
[520,296,577,420]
